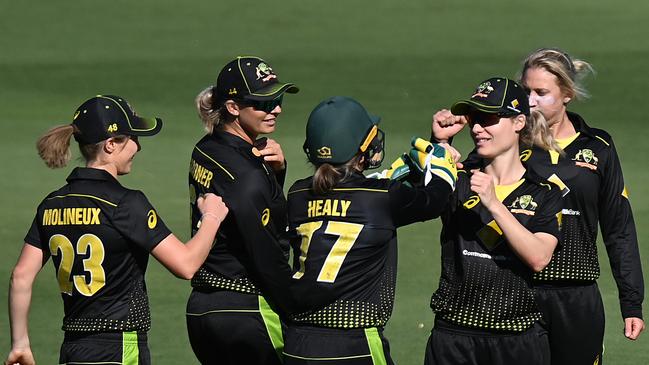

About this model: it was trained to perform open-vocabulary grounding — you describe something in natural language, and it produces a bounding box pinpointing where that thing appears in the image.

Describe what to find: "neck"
[86,161,118,178]
[223,120,255,144]
[551,111,576,139]
[483,146,525,185]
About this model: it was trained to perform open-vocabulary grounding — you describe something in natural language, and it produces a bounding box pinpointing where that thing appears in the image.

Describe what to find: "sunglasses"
[239,95,283,113]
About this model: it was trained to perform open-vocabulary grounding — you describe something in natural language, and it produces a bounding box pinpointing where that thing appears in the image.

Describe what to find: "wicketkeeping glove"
[408,137,457,190]
[367,154,412,182]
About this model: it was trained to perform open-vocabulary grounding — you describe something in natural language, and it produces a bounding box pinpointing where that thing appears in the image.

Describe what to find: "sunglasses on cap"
[238,95,283,113]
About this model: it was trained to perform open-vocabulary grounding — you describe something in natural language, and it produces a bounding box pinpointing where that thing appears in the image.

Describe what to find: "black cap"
[451,77,530,117]
[72,95,162,145]
[214,56,299,103]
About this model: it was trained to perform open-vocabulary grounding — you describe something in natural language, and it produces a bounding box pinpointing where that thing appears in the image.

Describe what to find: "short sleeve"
[24,214,43,249]
[112,191,172,252]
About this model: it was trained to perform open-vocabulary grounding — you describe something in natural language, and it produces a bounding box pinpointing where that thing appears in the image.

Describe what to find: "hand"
[624,317,645,340]
[254,138,286,171]
[432,109,467,142]
[438,142,463,169]
[197,193,228,223]
[470,170,497,210]
[5,347,35,365]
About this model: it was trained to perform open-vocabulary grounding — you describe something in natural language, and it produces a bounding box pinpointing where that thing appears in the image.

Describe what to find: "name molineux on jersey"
[42,208,101,226]
[307,199,351,218]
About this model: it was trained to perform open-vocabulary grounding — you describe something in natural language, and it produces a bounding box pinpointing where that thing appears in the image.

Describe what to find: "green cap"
[303,96,380,165]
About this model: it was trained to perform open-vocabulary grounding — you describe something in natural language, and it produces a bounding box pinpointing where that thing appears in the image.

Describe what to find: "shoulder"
[288,177,313,196]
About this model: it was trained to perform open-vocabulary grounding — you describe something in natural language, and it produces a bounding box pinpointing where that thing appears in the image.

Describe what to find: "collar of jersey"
[66,167,120,184]
[211,129,255,151]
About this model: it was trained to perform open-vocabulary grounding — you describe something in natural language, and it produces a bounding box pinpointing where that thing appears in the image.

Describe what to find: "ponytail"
[36,124,75,168]
[311,154,364,195]
[520,110,563,155]
[196,86,234,134]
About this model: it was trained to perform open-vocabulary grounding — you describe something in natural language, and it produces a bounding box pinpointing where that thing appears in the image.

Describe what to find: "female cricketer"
[185,56,300,365]
[432,49,645,365]
[5,95,228,365]
[426,78,563,365]
[282,96,456,364]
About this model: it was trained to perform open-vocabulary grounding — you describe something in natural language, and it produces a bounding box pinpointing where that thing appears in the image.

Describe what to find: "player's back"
[26,167,164,332]
[286,172,397,328]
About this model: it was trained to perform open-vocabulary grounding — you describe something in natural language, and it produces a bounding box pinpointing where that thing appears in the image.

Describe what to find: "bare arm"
[471,171,558,272]
[152,193,228,280]
[6,244,43,365]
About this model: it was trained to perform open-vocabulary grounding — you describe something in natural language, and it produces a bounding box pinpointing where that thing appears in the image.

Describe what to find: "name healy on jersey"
[307,199,351,218]
[42,208,101,226]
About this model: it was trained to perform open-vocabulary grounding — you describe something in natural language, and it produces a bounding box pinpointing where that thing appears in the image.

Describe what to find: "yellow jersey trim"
[195,147,235,180]
[47,194,117,207]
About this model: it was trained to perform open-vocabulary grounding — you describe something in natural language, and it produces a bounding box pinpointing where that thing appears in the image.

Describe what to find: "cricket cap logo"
[256,62,277,83]
[507,98,521,113]
[472,81,495,98]
[317,146,332,159]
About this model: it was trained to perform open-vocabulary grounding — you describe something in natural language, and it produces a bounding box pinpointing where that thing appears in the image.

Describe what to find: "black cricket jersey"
[286,172,452,328]
[521,112,644,319]
[430,168,562,332]
[24,167,172,332]
[188,130,295,313]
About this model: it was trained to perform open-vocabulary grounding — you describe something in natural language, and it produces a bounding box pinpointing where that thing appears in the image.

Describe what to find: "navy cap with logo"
[72,95,162,145]
[451,77,530,117]
[303,96,382,166]
[213,56,299,104]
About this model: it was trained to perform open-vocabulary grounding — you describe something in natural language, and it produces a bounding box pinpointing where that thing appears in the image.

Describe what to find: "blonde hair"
[312,154,364,195]
[195,86,235,134]
[519,110,563,154]
[521,48,595,100]
[37,124,76,168]
[36,124,128,169]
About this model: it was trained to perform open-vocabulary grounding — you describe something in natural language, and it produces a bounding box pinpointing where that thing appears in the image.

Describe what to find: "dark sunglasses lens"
[256,96,283,113]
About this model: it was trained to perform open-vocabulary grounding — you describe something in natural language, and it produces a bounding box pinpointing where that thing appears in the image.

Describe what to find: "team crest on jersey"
[472,81,495,98]
[508,194,537,215]
[256,62,277,83]
[317,146,332,159]
[573,148,598,170]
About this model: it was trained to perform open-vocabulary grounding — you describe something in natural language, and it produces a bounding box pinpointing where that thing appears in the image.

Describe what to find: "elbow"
[174,267,197,280]
[10,267,34,290]
[529,255,552,273]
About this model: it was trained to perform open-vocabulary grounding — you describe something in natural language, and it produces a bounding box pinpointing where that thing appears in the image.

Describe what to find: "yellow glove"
[367,154,411,181]
[409,137,457,190]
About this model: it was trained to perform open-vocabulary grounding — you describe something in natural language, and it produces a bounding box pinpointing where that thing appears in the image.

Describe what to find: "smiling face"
[238,102,281,137]
[468,112,524,159]
[522,67,570,127]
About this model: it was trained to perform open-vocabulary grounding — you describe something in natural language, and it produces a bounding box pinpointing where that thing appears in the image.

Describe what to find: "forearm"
[490,202,555,272]
[9,273,33,348]
[183,215,222,273]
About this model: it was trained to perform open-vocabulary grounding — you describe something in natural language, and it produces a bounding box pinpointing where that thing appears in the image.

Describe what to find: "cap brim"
[128,117,163,137]
[450,100,503,116]
[246,82,300,101]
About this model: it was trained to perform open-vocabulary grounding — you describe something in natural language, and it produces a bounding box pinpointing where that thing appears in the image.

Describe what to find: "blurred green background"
[1,0,647,363]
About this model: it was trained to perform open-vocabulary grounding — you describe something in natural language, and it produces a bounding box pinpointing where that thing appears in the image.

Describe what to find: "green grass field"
[1,0,648,363]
